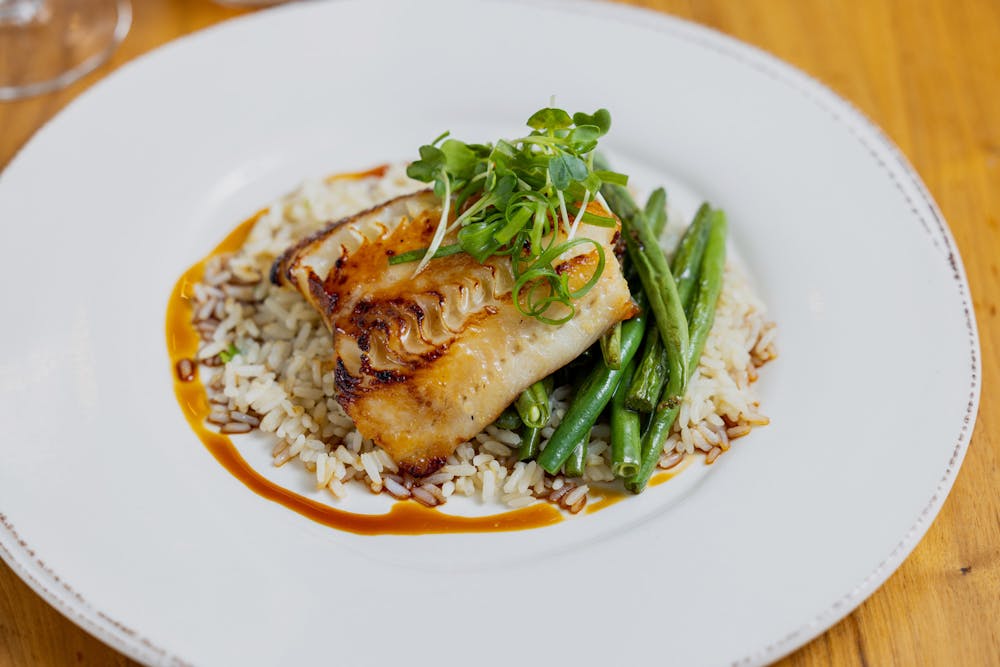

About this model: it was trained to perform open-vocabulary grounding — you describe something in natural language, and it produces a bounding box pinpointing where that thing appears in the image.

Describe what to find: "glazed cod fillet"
[272,190,637,475]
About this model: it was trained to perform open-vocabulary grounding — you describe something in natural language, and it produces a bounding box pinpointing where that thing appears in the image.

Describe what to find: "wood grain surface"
[1,1,997,665]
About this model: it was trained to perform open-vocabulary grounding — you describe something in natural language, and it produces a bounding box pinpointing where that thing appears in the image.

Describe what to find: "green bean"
[514,376,554,458]
[678,211,728,392]
[626,404,680,493]
[536,308,647,474]
[626,204,711,410]
[626,210,728,493]
[644,187,668,239]
[684,210,727,373]
[494,405,522,431]
[600,321,623,369]
[599,173,689,404]
[625,328,667,412]
[671,203,712,314]
[517,425,542,461]
[564,436,588,478]
[610,355,641,477]
[627,235,689,403]
[515,380,550,429]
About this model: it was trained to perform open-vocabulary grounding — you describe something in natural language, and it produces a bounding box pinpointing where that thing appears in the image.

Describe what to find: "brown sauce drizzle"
[649,454,695,486]
[165,167,686,535]
[584,456,694,514]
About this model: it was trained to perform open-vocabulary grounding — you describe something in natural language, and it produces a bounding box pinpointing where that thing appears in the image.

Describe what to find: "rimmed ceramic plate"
[0,1,980,665]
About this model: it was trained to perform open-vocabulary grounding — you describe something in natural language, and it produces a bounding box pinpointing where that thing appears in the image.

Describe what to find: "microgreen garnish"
[403,106,628,324]
[219,343,240,363]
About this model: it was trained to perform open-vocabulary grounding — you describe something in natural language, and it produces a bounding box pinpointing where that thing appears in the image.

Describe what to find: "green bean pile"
[497,157,728,494]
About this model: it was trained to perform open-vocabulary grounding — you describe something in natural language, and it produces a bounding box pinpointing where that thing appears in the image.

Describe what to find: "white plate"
[0,1,980,665]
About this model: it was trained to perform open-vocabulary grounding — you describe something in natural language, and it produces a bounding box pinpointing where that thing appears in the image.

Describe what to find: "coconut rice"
[186,163,776,514]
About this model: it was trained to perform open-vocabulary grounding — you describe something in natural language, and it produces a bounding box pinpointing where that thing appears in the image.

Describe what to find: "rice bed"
[187,164,776,514]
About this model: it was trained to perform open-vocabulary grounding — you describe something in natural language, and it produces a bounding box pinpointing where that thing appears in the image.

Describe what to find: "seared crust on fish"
[273,190,637,475]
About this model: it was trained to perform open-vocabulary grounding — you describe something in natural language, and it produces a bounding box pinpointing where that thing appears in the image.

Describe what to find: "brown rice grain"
[548,484,571,504]
[659,451,685,470]
[423,483,446,503]
[384,477,411,500]
[229,411,260,426]
[411,486,438,507]
[727,424,752,439]
[563,485,589,508]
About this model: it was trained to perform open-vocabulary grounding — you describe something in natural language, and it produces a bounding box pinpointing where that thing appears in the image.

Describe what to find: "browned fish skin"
[273,190,637,475]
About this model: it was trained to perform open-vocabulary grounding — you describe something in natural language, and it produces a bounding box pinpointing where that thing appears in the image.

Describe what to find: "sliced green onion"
[388,243,464,265]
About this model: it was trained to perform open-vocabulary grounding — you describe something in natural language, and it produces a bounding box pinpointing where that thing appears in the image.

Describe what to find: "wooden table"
[1,1,997,664]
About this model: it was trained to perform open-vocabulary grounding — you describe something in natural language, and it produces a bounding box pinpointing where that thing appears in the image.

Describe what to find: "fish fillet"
[272,190,637,475]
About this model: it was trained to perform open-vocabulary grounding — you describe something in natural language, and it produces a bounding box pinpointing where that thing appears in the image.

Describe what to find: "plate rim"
[0,1,982,665]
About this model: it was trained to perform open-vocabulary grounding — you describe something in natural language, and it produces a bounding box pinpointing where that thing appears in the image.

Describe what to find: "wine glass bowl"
[0,0,131,101]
